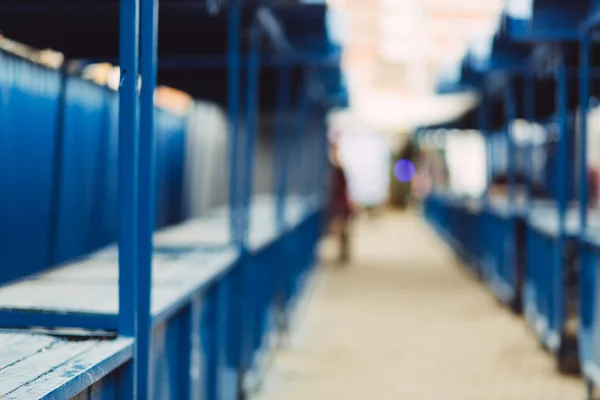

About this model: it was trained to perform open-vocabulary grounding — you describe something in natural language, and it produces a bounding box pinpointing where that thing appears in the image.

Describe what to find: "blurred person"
[589,166,600,209]
[328,135,354,265]
[411,157,432,201]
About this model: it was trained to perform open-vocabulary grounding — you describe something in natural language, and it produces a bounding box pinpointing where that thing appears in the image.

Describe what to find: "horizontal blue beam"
[82,52,341,70]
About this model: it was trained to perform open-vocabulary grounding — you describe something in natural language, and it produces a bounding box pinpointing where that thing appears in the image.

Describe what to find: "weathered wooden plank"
[0,333,58,371]
[0,247,239,330]
[0,333,19,345]
[4,338,133,400]
[0,281,180,315]
[0,339,98,395]
[40,254,225,286]
[528,206,581,237]
[153,217,231,247]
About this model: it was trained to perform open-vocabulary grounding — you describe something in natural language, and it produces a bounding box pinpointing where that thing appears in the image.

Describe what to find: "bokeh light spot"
[394,159,415,183]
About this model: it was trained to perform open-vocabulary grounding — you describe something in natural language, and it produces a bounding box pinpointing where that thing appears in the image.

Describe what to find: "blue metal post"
[228,0,242,246]
[118,0,140,397]
[301,70,315,200]
[138,0,158,397]
[275,66,291,232]
[295,68,310,199]
[579,32,590,233]
[479,94,492,201]
[554,49,569,341]
[242,24,261,247]
[505,78,517,206]
[318,104,329,207]
[556,51,569,232]
[523,72,535,210]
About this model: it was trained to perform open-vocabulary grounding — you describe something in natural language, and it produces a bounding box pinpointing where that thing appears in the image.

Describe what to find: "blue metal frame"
[137,0,159,397]
[523,72,535,210]
[552,48,569,344]
[0,0,341,398]
[117,0,141,397]
[579,32,590,239]
[275,66,292,232]
[228,0,242,247]
[295,67,310,198]
[505,78,517,205]
[242,23,262,248]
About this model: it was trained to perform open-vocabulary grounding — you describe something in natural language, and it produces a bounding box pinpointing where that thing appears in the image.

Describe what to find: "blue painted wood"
[0,245,239,331]
[0,333,58,368]
[153,200,280,252]
[0,333,132,398]
[1,336,132,399]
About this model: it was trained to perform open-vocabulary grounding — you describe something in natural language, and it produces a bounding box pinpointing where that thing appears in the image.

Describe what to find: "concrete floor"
[254,211,586,400]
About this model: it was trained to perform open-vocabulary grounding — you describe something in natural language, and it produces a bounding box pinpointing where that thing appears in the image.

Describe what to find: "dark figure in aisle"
[328,140,353,264]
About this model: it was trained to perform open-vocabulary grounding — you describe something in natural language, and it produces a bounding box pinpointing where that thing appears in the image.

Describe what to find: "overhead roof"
[0,0,346,110]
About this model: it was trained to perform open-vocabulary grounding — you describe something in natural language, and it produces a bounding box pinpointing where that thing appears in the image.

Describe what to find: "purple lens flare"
[394,159,415,183]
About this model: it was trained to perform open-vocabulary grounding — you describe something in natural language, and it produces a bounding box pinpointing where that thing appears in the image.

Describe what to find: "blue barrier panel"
[0,51,61,284]
[425,193,485,273]
[0,55,189,283]
[523,205,580,354]
[54,85,187,266]
[155,108,186,227]
[483,200,527,308]
[579,231,600,388]
[54,78,113,265]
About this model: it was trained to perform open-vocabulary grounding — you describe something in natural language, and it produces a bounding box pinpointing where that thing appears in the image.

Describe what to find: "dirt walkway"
[254,211,585,400]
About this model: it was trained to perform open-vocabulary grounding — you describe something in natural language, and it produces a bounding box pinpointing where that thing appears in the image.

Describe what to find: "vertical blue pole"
[579,30,592,376]
[138,0,158,397]
[318,104,329,208]
[295,68,310,200]
[579,32,590,233]
[118,0,140,397]
[554,50,569,336]
[505,79,517,206]
[243,25,261,247]
[479,93,492,202]
[523,72,535,210]
[228,0,242,246]
[301,70,315,201]
[556,52,568,233]
[275,66,291,232]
